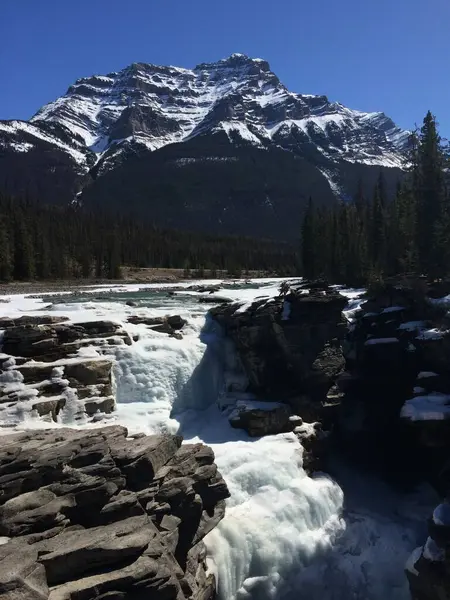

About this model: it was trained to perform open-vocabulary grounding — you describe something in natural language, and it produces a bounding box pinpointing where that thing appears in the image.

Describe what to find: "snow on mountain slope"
[0,53,410,218]
[0,120,90,165]
[5,53,407,176]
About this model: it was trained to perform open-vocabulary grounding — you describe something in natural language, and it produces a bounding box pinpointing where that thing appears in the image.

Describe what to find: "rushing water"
[0,279,437,599]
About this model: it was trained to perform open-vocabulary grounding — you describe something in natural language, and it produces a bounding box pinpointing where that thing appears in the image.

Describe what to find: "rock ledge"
[0,425,229,600]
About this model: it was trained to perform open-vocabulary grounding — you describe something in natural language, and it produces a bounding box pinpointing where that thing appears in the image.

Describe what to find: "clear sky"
[2,0,449,136]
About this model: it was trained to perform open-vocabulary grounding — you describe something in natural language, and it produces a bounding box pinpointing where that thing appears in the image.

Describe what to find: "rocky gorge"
[210,278,450,599]
[0,278,449,599]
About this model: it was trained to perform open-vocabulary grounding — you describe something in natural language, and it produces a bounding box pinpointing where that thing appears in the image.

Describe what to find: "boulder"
[1,357,116,423]
[127,315,187,335]
[31,397,66,420]
[74,321,121,336]
[2,320,131,362]
[64,360,112,386]
[416,334,450,374]
[127,316,165,326]
[295,422,330,473]
[229,402,293,436]
[151,322,175,335]
[198,296,231,304]
[338,280,450,477]
[406,503,450,600]
[167,315,187,331]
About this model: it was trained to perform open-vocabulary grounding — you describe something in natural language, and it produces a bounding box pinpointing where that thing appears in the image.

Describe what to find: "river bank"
[0,268,280,296]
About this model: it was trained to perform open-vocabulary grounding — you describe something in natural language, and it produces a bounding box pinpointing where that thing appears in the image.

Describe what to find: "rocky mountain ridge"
[0,54,409,238]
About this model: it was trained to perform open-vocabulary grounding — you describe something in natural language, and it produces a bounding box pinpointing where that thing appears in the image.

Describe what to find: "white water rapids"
[0,279,437,599]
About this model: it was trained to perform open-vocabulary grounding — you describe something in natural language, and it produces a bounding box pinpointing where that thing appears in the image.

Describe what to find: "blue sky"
[2,0,449,135]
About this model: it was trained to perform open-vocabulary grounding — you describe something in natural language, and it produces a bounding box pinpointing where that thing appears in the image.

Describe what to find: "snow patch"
[433,503,450,526]
[417,371,438,379]
[364,337,399,346]
[405,546,422,576]
[401,393,450,421]
[423,537,445,562]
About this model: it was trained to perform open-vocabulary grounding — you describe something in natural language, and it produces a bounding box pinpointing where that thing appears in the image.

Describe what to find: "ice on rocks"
[423,536,445,562]
[0,278,440,600]
[405,546,422,576]
[398,321,427,332]
[416,328,446,340]
[433,503,450,526]
[364,337,399,346]
[401,393,450,421]
[51,366,65,378]
[381,306,405,314]
[417,371,438,379]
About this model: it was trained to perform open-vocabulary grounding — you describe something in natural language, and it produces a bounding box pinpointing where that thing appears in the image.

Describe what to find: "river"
[0,278,436,599]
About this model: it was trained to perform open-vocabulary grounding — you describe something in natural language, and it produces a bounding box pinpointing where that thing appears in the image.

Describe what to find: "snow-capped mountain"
[0,54,409,237]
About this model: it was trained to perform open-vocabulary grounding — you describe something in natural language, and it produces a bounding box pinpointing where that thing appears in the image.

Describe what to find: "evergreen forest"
[1,111,448,284]
[301,111,450,285]
[0,195,299,281]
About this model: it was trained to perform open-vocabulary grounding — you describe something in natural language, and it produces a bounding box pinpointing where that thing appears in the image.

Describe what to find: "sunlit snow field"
[0,278,437,600]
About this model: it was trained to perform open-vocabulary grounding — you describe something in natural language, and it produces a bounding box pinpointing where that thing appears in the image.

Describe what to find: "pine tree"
[35,230,51,280]
[394,183,417,273]
[434,187,450,276]
[301,197,316,279]
[106,230,122,279]
[0,218,12,281]
[370,175,386,273]
[416,112,446,274]
[354,178,365,215]
[13,215,35,280]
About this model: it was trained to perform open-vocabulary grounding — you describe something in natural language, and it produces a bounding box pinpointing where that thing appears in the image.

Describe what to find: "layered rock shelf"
[0,425,229,600]
[0,316,132,425]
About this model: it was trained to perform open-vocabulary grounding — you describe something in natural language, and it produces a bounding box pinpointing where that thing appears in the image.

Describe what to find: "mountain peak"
[1,53,410,223]
[194,53,271,73]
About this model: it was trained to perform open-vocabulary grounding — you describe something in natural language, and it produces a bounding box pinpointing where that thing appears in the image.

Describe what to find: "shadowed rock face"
[211,283,347,405]
[0,425,229,600]
[337,281,450,482]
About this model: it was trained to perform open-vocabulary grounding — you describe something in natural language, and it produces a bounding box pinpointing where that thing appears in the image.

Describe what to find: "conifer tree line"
[301,111,450,285]
[0,195,300,281]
